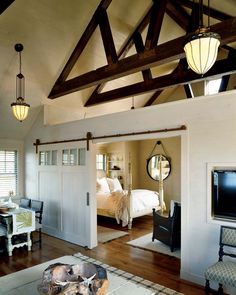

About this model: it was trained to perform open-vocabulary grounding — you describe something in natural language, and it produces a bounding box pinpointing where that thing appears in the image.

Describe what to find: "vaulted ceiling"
[0,0,236,139]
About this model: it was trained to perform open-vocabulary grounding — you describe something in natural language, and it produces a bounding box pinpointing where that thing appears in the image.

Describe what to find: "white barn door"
[37,141,95,248]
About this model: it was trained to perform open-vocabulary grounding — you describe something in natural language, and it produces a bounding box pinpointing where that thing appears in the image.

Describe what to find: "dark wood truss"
[0,0,14,15]
[49,0,236,108]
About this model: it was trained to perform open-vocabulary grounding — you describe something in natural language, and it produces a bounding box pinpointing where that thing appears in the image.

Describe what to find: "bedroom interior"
[95,136,182,254]
[1,0,236,294]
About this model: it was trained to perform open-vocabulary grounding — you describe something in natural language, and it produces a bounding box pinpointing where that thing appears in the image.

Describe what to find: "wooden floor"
[0,215,206,295]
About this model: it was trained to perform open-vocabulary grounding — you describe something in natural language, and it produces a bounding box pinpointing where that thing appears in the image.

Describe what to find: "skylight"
[205,78,222,95]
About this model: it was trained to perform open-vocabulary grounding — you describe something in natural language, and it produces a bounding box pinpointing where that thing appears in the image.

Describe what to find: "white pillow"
[97,177,110,194]
[106,178,115,192]
[113,178,123,192]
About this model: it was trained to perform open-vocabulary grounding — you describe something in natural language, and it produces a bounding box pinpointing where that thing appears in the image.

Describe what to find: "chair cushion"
[205,261,236,287]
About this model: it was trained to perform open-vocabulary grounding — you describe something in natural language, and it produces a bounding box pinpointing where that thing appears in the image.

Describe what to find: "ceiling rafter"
[85,55,236,106]
[98,7,117,65]
[51,0,112,86]
[145,0,168,50]
[175,0,233,21]
[49,17,236,100]
[166,0,190,30]
[0,0,14,15]
[72,0,204,108]
[78,3,154,107]
[133,32,152,82]
[219,49,236,92]
[144,1,193,107]
[184,84,194,98]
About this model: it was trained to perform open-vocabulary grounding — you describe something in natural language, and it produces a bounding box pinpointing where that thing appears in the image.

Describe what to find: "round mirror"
[146,154,171,181]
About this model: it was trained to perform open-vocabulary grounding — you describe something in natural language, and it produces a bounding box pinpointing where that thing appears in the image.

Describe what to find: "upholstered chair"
[205,226,236,295]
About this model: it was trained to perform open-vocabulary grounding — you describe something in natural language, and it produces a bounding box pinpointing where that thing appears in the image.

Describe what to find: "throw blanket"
[111,191,129,227]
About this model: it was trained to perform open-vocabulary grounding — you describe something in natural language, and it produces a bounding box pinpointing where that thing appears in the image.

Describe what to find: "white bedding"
[97,189,159,227]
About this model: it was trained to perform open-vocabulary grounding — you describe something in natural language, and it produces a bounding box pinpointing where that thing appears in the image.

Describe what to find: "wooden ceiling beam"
[144,90,162,107]
[50,0,112,85]
[166,0,190,31]
[85,56,236,106]
[184,84,194,98]
[176,0,232,21]
[219,49,235,92]
[49,17,236,99]
[133,32,152,82]
[98,8,117,65]
[145,0,168,50]
[0,0,14,15]
[82,5,153,107]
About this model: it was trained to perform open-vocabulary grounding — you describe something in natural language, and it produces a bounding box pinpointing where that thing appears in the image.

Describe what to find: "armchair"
[152,201,181,252]
[204,225,236,294]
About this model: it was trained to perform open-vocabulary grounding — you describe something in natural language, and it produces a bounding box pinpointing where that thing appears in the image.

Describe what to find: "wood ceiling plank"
[98,8,117,65]
[145,0,168,50]
[49,17,236,99]
[84,56,236,106]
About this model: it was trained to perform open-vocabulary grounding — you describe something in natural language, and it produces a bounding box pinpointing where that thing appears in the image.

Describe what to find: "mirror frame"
[146,154,171,181]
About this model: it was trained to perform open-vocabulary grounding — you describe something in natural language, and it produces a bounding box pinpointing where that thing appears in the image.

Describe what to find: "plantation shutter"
[0,150,18,197]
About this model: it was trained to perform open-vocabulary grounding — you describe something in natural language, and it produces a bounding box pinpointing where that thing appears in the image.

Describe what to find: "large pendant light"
[11,44,30,122]
[184,0,220,75]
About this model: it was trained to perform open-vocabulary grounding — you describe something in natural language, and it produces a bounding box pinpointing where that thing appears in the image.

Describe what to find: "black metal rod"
[33,125,187,152]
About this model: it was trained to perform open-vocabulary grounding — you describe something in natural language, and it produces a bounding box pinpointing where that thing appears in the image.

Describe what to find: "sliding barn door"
[37,142,95,247]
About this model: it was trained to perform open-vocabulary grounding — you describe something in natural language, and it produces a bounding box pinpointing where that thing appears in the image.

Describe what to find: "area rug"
[0,253,185,295]
[127,233,181,259]
[98,225,128,243]
[74,252,184,295]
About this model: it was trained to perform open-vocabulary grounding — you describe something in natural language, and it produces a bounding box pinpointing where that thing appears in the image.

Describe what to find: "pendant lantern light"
[183,0,220,75]
[11,43,30,122]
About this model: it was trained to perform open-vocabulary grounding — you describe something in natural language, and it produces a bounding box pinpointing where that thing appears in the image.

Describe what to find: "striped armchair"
[204,226,236,295]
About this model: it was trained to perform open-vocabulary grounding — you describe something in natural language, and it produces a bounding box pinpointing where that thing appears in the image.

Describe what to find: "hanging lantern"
[184,27,220,75]
[11,44,30,122]
[184,0,220,75]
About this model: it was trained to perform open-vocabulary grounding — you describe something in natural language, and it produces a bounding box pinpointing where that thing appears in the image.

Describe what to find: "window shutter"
[0,150,18,197]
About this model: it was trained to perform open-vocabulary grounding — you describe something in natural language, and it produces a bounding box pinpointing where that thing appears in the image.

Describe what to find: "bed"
[96,177,161,229]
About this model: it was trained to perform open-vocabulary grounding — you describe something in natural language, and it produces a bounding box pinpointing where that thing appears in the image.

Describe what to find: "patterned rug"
[0,253,185,295]
[74,252,185,295]
[97,225,128,243]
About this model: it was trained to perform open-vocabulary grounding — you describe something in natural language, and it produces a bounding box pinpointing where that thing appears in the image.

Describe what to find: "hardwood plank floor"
[0,215,205,295]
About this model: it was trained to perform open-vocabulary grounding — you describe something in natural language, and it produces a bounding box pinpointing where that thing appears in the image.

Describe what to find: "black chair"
[30,199,43,247]
[19,198,31,209]
[204,226,236,295]
[152,201,181,252]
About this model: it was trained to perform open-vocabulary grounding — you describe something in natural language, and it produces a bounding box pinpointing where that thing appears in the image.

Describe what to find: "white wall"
[25,89,236,290]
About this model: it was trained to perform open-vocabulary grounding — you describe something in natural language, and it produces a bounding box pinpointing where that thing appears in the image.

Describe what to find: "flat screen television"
[212,170,236,220]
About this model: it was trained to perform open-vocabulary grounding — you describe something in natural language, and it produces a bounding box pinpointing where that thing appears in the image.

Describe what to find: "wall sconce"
[184,0,220,75]
[11,43,30,122]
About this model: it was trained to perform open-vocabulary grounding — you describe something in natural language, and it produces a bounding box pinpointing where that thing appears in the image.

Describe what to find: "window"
[96,154,106,170]
[62,148,86,166]
[205,78,222,95]
[0,150,17,197]
[39,150,57,165]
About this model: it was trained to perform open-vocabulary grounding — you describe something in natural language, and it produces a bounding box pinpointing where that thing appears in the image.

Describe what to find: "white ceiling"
[0,0,235,139]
